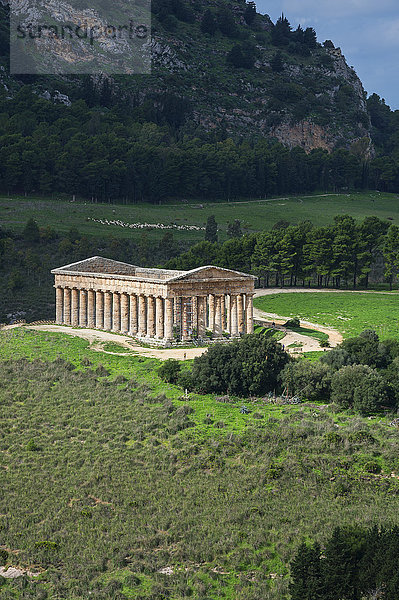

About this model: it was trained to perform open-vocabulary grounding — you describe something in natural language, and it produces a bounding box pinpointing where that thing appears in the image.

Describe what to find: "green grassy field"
[1,191,398,242]
[254,292,399,340]
[3,328,399,599]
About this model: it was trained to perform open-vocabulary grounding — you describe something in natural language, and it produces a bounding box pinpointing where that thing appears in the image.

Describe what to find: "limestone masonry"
[52,257,256,345]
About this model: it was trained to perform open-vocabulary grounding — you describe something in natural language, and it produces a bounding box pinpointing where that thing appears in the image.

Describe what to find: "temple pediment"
[169,266,256,282]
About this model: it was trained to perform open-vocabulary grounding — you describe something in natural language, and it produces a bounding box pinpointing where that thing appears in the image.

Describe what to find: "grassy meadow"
[3,328,399,599]
[1,191,398,243]
[254,292,399,340]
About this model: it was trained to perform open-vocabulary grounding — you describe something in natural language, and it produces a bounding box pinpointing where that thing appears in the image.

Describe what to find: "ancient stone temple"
[52,257,256,345]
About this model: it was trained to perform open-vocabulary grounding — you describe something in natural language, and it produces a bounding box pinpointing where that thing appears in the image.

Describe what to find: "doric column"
[138,294,146,336]
[104,291,113,331]
[214,295,222,337]
[112,292,121,332]
[96,290,104,329]
[221,295,226,331]
[63,288,71,325]
[147,296,156,337]
[231,294,238,336]
[208,294,215,332]
[120,293,129,334]
[165,298,174,341]
[129,294,138,335]
[56,287,63,324]
[237,293,244,334]
[182,298,190,340]
[227,295,231,333]
[197,296,206,338]
[246,294,254,334]
[156,297,164,339]
[87,290,95,328]
[71,288,79,327]
[192,297,198,337]
[174,297,181,337]
[79,289,87,327]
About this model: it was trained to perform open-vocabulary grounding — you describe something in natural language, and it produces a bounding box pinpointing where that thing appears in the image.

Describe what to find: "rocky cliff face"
[126,4,371,152]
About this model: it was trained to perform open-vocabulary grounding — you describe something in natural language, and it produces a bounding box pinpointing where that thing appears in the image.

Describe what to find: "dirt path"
[25,324,207,361]
[253,305,343,350]
[26,322,333,356]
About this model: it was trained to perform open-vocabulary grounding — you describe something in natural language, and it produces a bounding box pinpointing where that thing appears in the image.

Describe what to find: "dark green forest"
[1,86,399,202]
[290,526,399,600]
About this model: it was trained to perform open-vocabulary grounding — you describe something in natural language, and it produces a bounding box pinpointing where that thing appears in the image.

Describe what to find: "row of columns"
[55,287,254,341]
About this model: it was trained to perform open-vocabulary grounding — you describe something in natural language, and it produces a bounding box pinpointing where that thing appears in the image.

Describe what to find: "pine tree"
[217,8,238,38]
[383,224,399,290]
[201,9,217,35]
[271,14,292,46]
[23,218,40,244]
[271,51,284,72]
[227,220,242,238]
[205,215,218,243]
[304,27,317,48]
[244,1,256,25]
[289,542,324,600]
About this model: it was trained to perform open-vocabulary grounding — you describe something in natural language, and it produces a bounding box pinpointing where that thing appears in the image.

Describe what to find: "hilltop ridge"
[0,0,371,152]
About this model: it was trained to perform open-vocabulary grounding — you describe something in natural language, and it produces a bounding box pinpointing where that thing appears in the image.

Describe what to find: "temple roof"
[52,257,255,283]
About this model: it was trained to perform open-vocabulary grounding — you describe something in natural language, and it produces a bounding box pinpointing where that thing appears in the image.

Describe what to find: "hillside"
[1,0,370,152]
[2,329,399,599]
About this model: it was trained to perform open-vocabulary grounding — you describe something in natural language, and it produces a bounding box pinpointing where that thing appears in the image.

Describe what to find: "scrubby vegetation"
[186,335,290,397]
[3,348,399,598]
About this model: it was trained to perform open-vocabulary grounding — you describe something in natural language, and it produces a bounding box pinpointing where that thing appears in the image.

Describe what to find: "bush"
[363,460,381,474]
[176,369,194,391]
[26,438,41,451]
[191,334,290,397]
[320,347,353,371]
[95,364,110,377]
[341,330,389,369]
[0,549,8,565]
[331,364,388,415]
[284,317,300,328]
[158,359,181,384]
[280,360,332,402]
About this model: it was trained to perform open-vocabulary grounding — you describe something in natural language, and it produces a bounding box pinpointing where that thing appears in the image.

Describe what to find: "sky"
[256,0,399,110]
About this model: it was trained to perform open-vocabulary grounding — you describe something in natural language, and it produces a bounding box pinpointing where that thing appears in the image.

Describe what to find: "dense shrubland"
[3,356,399,598]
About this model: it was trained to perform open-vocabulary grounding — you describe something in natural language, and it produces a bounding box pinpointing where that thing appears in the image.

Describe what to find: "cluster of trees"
[291,526,399,599]
[282,330,399,415]
[168,215,399,290]
[160,328,399,415]
[367,94,399,190]
[271,15,318,57]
